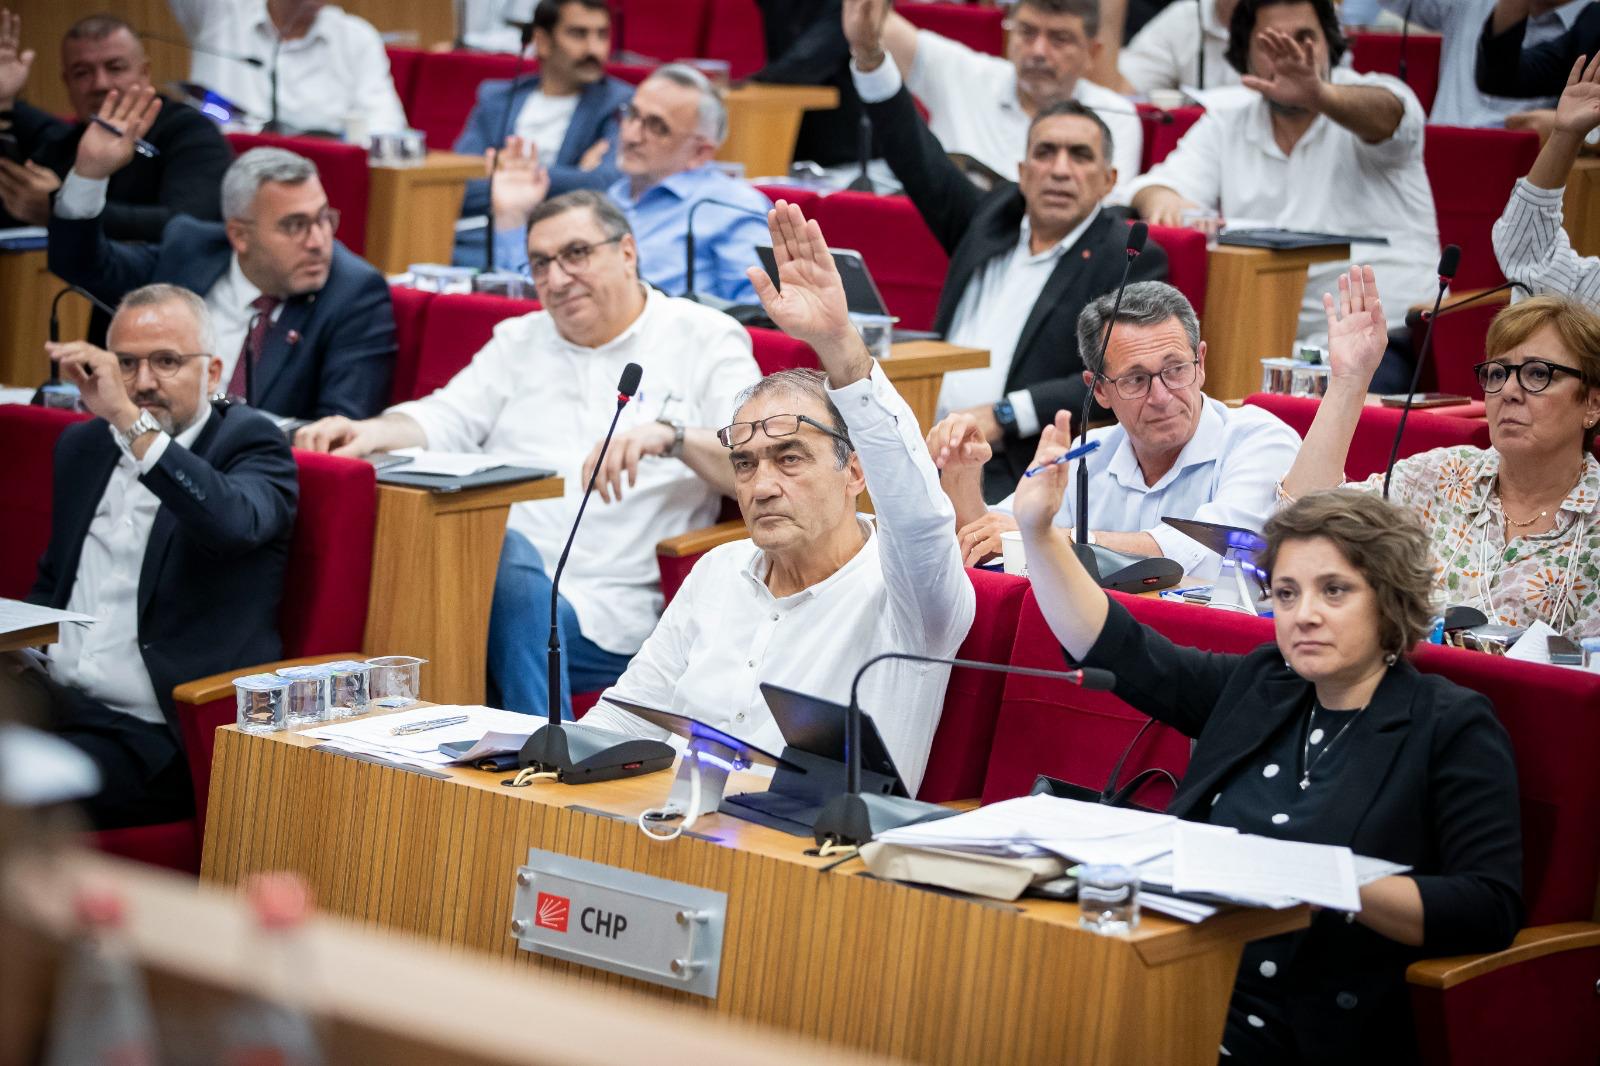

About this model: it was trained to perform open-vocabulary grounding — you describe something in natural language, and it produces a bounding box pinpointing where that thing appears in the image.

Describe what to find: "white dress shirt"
[1376,0,1585,127]
[47,407,214,726]
[993,396,1300,579]
[1125,67,1439,340]
[168,0,409,136]
[1494,178,1600,305]
[939,210,1099,436]
[1118,0,1239,94]
[581,364,976,796]
[903,29,1143,202]
[387,288,760,656]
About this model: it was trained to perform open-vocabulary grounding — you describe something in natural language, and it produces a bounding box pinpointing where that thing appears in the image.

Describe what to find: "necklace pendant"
[1298,776,1310,791]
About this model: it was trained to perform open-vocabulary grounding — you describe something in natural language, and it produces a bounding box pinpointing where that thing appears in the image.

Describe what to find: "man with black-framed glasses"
[11,282,296,829]
[48,100,394,423]
[929,280,1299,579]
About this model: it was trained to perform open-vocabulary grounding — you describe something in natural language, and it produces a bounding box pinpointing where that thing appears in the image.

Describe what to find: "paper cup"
[1000,530,1028,576]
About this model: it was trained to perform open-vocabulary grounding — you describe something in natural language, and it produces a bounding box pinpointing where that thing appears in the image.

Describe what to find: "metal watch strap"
[658,418,686,459]
[118,409,162,450]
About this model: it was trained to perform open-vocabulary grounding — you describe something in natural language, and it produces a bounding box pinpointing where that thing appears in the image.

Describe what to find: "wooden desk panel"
[202,721,1306,1065]
[720,85,840,179]
[366,153,484,275]
[1564,158,1600,260]
[1201,244,1350,402]
[0,250,90,389]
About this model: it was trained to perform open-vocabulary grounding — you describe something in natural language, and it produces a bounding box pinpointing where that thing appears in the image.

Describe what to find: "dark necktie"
[227,294,283,404]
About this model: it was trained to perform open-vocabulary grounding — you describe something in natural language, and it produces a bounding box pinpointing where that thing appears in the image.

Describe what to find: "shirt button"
[735,712,746,722]
[770,613,779,622]
[1336,992,1359,1010]
[746,660,755,668]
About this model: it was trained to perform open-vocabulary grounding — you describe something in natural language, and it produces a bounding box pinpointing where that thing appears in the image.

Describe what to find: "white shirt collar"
[742,515,878,603]
[1105,394,1225,491]
[1018,205,1102,263]
[252,3,333,46]
[1200,0,1230,39]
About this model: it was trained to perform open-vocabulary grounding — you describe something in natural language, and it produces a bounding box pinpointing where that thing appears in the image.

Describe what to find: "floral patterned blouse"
[1347,446,1600,639]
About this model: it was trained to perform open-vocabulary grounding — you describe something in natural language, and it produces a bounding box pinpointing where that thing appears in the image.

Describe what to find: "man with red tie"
[47,85,394,424]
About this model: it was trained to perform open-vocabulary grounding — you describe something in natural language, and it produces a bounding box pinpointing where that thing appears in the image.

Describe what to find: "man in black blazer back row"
[47,85,395,424]
[842,0,1169,501]
[3,283,296,830]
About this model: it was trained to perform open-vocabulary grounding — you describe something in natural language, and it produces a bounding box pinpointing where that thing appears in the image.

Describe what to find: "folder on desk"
[1218,228,1389,250]
[377,464,555,492]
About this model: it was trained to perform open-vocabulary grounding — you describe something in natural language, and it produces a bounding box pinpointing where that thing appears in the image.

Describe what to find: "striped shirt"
[1492,178,1600,306]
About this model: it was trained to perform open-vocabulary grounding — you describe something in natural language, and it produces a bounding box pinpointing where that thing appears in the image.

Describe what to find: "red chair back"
[225,132,370,254]
[410,51,524,149]
[619,0,713,61]
[701,0,767,79]
[278,451,376,659]
[746,326,821,375]
[604,61,657,85]
[0,406,89,599]
[754,184,822,219]
[387,284,434,405]
[1424,126,1541,291]
[410,292,540,400]
[809,192,949,332]
[1139,104,1204,171]
[1144,222,1208,312]
[1242,393,1490,479]
[1350,31,1443,115]
[919,569,1030,802]
[899,3,1006,56]
[1428,296,1507,399]
[385,46,425,124]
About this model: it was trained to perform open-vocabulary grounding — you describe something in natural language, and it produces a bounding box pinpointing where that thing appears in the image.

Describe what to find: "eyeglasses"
[114,350,206,381]
[1097,358,1200,400]
[247,206,340,240]
[616,102,675,140]
[717,413,851,449]
[1474,358,1585,394]
[1002,18,1084,50]
[527,235,623,280]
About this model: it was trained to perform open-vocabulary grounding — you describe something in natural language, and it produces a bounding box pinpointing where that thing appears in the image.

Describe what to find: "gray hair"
[527,188,632,240]
[1075,281,1200,377]
[649,62,728,145]
[732,369,853,469]
[112,283,216,356]
[220,147,317,221]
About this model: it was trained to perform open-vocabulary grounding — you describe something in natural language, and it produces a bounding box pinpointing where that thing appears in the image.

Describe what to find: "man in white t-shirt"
[1117,0,1243,93]
[849,0,1142,197]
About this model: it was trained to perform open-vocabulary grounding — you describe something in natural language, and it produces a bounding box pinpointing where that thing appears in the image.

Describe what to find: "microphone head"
[1076,667,1118,691]
[617,363,643,399]
[1126,221,1148,256]
[1438,244,1461,281]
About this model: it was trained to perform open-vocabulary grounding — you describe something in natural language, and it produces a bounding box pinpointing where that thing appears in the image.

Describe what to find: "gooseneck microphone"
[683,197,770,303]
[36,285,117,401]
[1076,222,1146,549]
[845,113,874,193]
[1382,243,1460,500]
[484,20,537,272]
[139,31,266,68]
[813,651,1118,847]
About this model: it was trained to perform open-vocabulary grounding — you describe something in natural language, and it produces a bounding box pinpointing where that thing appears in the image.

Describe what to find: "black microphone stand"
[265,33,282,133]
[682,196,770,303]
[1383,244,1460,499]
[844,113,874,193]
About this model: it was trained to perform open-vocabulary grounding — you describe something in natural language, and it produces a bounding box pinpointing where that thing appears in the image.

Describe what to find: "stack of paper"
[385,448,513,476]
[0,599,96,641]
[301,706,536,770]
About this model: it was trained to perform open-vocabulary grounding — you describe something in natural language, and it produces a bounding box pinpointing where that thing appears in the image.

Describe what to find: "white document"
[303,705,536,757]
[1506,619,1559,666]
[1035,824,1178,868]
[387,448,510,476]
[875,793,1175,854]
[0,387,37,406]
[0,598,97,638]
[1140,892,1219,923]
[1171,821,1360,912]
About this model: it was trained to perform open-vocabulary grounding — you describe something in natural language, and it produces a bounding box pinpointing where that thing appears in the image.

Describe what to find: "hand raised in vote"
[1009,409,1074,538]
[72,85,160,181]
[0,8,35,108]
[581,421,676,504]
[1554,53,1600,138]
[1239,27,1324,113]
[746,200,867,384]
[577,138,609,171]
[46,340,138,428]
[841,0,892,68]
[487,135,549,232]
[1321,264,1386,388]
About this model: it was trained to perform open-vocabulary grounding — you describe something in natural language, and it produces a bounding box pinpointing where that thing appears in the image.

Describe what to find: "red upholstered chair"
[1427,289,1512,399]
[917,569,1030,803]
[753,184,822,219]
[899,3,1006,56]
[1242,392,1491,479]
[387,284,434,405]
[603,61,657,86]
[746,326,820,375]
[1349,32,1443,116]
[385,46,426,125]
[0,405,86,600]
[407,292,540,401]
[1424,127,1540,290]
[1138,104,1204,172]
[619,0,713,61]
[702,0,767,79]
[809,192,949,331]
[224,132,370,254]
[1143,222,1207,312]
[408,51,523,149]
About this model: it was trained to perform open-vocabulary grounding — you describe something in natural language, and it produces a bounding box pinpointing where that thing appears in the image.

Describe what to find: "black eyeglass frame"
[717,413,852,449]
[1094,358,1202,400]
[1472,357,1586,395]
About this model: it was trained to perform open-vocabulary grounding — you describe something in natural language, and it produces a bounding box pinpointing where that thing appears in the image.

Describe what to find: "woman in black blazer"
[1013,420,1523,1065]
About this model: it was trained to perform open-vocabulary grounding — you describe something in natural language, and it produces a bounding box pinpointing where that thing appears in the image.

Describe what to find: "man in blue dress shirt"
[490,63,770,303]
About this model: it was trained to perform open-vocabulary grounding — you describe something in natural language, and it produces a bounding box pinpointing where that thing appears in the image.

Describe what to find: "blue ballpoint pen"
[1021,438,1100,477]
[89,115,159,159]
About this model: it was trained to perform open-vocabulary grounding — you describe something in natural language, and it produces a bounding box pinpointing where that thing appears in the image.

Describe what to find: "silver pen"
[89,114,159,158]
[390,714,470,736]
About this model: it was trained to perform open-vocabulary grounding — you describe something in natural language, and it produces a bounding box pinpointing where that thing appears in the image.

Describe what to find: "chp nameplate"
[510,848,728,998]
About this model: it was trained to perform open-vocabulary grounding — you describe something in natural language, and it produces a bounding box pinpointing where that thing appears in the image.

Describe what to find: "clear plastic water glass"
[366,655,428,702]
[851,313,894,360]
[1260,357,1299,395]
[234,674,292,735]
[325,661,372,719]
[275,664,332,726]
[1079,863,1140,935]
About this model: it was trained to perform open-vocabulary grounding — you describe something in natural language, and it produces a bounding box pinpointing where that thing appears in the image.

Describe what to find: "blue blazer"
[29,402,298,750]
[48,213,396,421]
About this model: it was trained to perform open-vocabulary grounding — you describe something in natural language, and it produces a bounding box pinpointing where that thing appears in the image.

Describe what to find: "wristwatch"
[115,409,163,451]
[992,398,1019,439]
[658,418,686,459]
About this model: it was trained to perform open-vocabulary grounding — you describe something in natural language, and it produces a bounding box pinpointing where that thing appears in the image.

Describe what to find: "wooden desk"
[879,339,990,434]
[0,622,58,652]
[720,85,840,178]
[366,152,484,275]
[1564,157,1600,260]
[364,477,563,705]
[1201,243,1350,402]
[0,250,91,388]
[202,721,1307,1065]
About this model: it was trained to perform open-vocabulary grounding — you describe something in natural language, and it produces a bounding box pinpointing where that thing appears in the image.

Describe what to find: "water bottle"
[219,873,324,1066]
[43,887,159,1066]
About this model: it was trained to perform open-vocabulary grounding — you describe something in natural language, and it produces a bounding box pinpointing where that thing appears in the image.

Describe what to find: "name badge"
[510,848,728,998]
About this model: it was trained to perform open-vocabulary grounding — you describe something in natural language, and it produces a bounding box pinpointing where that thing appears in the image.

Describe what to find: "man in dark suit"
[5,283,297,830]
[844,0,1169,499]
[748,0,868,169]
[0,10,232,239]
[452,0,633,265]
[47,87,395,422]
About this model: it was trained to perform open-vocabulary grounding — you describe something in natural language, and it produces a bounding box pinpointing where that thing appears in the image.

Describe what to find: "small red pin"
[1081,249,1092,259]
[286,330,301,344]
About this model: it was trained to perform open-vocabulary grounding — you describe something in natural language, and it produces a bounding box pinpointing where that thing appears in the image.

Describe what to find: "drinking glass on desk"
[325,661,372,718]
[275,664,333,725]
[1079,864,1140,935]
[234,674,291,735]
[851,313,894,360]
[366,655,427,702]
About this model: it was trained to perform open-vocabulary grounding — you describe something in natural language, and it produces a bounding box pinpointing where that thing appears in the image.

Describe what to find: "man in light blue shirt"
[1376,0,1587,126]
[927,281,1301,580]
[490,63,770,302]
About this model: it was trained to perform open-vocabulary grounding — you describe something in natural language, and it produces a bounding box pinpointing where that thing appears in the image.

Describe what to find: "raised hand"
[0,9,34,109]
[46,341,137,427]
[73,85,161,181]
[842,0,891,66]
[1239,28,1324,112]
[925,410,995,472]
[746,200,867,382]
[487,135,550,231]
[1009,409,1074,536]
[1555,53,1600,138]
[1321,264,1387,387]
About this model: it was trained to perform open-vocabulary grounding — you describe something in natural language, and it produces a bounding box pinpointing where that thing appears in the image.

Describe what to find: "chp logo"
[535,891,570,933]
